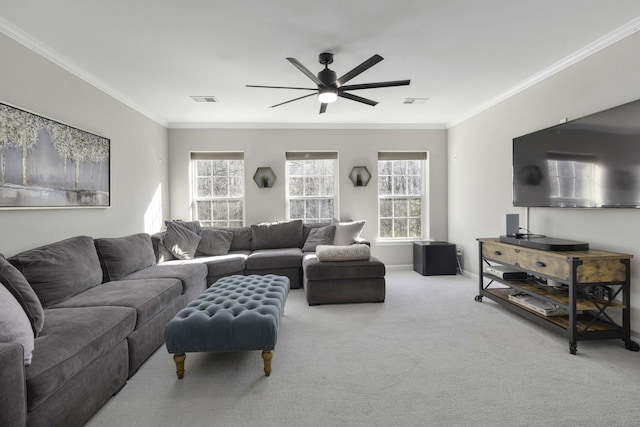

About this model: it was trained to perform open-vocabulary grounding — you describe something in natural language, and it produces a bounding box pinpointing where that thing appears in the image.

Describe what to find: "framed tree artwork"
[0,102,110,208]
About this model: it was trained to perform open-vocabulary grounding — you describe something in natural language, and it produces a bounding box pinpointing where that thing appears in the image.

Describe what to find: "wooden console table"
[476,238,638,354]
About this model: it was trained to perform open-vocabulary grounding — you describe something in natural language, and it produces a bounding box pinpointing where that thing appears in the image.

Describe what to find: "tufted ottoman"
[165,274,289,378]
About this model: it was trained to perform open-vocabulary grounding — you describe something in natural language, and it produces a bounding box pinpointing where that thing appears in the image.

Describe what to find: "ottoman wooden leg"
[262,350,273,376]
[174,353,186,379]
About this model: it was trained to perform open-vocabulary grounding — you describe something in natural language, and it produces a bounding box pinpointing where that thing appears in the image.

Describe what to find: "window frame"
[377,152,428,241]
[190,152,245,227]
[285,152,339,224]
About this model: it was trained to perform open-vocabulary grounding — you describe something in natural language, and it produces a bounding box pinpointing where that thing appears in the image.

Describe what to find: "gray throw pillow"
[198,228,234,256]
[302,225,336,252]
[8,236,103,308]
[251,220,303,250]
[0,283,35,365]
[163,222,201,260]
[94,233,156,281]
[0,256,44,337]
[165,220,202,235]
[331,220,366,246]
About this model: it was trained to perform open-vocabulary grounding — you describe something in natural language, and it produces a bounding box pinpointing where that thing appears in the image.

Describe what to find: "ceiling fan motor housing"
[318,68,337,87]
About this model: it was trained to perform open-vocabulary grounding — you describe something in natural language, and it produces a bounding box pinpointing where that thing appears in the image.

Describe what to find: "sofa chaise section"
[25,306,135,427]
[1,233,209,427]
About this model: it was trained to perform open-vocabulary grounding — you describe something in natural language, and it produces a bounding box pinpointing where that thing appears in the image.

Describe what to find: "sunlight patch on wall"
[144,184,163,233]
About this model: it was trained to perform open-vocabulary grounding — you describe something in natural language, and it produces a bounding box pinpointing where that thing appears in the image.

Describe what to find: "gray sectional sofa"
[0,218,372,427]
[151,219,361,289]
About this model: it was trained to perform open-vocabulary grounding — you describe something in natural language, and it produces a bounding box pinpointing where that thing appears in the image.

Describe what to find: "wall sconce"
[253,167,276,188]
[349,166,371,187]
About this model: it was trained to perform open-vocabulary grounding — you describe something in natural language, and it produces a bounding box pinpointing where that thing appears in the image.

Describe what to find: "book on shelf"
[507,292,569,317]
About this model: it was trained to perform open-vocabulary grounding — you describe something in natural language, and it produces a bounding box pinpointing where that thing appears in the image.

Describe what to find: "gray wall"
[168,128,448,265]
[448,31,640,337]
[0,32,169,256]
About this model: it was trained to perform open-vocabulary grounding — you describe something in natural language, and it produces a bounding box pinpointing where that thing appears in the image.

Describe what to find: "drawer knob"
[493,250,502,256]
[535,261,546,268]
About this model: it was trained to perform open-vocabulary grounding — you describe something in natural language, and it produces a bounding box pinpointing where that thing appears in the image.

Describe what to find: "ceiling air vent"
[403,98,429,104]
[190,96,218,103]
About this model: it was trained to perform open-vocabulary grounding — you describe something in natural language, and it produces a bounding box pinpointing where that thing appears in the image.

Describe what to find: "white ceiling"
[1,1,640,128]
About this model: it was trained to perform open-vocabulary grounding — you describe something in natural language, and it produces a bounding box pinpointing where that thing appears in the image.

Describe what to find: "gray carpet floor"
[86,269,640,427]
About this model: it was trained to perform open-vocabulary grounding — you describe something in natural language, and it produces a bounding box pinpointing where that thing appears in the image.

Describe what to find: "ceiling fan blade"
[287,58,324,86]
[246,85,316,91]
[340,80,411,91]
[336,54,383,86]
[319,103,328,114]
[269,92,317,108]
[338,92,378,106]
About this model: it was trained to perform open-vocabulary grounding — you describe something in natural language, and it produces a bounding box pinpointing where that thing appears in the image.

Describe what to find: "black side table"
[413,241,457,276]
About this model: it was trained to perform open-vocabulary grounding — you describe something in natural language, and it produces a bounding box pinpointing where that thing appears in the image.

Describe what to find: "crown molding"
[447,16,640,128]
[168,122,447,130]
[3,13,639,132]
[0,16,168,127]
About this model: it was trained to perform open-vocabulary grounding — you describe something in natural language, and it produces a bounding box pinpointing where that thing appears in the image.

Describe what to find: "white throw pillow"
[0,282,35,365]
[331,220,366,246]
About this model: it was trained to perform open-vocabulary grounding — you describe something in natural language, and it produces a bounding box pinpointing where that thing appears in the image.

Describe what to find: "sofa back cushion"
[8,236,103,308]
[94,233,156,281]
[224,226,252,251]
[0,256,44,336]
[251,220,303,250]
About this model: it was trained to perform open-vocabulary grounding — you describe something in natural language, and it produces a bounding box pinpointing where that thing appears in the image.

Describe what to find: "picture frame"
[0,102,110,209]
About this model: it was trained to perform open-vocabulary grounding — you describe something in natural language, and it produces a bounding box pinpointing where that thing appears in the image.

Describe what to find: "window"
[546,152,602,206]
[286,152,338,223]
[378,152,427,239]
[191,152,244,227]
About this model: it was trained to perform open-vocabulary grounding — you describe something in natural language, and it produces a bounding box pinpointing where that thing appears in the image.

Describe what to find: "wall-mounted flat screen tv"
[513,98,640,208]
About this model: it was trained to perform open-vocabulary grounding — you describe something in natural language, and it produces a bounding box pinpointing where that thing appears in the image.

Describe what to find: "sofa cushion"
[122,263,207,295]
[50,278,182,329]
[316,244,370,261]
[0,282,34,365]
[8,236,103,308]
[224,227,252,251]
[246,248,303,270]
[251,220,303,250]
[197,228,234,256]
[163,222,201,260]
[161,252,249,280]
[94,233,156,282]
[26,306,135,411]
[331,219,366,246]
[0,256,44,336]
[302,225,336,252]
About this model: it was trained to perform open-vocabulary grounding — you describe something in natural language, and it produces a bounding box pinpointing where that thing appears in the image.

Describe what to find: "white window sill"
[374,238,426,246]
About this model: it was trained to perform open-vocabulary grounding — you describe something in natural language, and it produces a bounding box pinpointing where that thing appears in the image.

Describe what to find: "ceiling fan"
[246,52,410,114]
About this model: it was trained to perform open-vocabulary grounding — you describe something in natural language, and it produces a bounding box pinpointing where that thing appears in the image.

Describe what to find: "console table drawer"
[517,251,569,280]
[482,242,517,265]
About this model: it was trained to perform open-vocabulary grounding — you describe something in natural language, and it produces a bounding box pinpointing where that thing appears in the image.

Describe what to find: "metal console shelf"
[476,237,639,354]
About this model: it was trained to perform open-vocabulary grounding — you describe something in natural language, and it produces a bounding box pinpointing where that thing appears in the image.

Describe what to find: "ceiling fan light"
[318,89,338,104]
